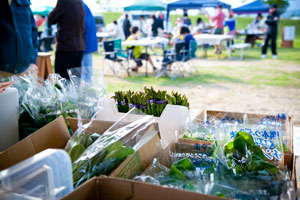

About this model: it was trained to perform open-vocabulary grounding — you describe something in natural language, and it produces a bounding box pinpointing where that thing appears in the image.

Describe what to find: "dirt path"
[98,58,300,125]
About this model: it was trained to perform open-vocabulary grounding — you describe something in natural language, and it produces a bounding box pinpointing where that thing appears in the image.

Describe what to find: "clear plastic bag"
[134,113,295,199]
[69,108,159,188]
[14,70,106,138]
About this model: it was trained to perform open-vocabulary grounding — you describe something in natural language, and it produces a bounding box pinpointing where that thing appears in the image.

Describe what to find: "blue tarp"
[166,0,231,30]
[233,0,269,14]
[167,0,231,11]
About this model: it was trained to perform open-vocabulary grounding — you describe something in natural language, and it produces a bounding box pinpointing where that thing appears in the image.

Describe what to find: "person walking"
[123,14,131,39]
[262,4,279,59]
[48,0,85,79]
[81,2,98,83]
[0,0,38,76]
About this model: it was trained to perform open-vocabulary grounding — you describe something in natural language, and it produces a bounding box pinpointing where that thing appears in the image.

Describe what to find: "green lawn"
[99,12,300,93]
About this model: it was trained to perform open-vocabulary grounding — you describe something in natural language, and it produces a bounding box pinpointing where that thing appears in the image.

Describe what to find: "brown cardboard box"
[61,176,225,200]
[0,116,70,170]
[0,116,162,183]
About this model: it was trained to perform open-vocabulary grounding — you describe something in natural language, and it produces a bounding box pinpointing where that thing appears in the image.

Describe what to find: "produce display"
[9,72,106,139]
[135,131,294,199]
[65,114,158,187]
[112,86,190,117]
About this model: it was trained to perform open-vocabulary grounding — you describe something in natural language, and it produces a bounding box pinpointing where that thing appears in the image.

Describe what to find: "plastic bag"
[134,113,295,199]
[69,108,159,187]
[15,69,106,138]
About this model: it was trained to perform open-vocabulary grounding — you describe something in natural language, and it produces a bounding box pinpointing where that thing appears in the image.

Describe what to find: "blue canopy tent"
[124,0,166,11]
[233,0,269,14]
[166,0,231,29]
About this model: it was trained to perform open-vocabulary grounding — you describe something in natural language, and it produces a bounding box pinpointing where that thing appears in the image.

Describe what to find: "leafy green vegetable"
[70,138,134,188]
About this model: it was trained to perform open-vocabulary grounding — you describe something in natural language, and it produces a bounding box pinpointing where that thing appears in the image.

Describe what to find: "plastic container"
[0,149,73,200]
[0,87,19,151]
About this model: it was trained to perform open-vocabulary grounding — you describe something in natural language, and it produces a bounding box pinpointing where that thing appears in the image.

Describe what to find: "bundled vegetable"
[9,72,106,139]
[135,132,295,199]
[66,113,159,187]
[112,86,189,117]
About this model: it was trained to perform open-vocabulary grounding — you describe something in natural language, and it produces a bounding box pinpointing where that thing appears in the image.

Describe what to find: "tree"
[262,0,289,14]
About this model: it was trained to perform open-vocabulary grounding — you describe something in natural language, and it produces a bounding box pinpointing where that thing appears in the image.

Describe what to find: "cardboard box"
[0,116,162,183]
[61,176,225,200]
[0,116,70,170]
[96,98,190,149]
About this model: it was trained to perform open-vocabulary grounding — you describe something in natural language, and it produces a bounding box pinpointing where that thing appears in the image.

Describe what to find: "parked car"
[93,14,106,32]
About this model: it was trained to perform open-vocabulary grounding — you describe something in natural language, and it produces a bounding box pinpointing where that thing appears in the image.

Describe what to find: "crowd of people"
[0,0,281,85]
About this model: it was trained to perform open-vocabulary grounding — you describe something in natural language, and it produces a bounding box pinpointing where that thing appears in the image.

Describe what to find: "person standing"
[107,20,125,40]
[224,10,236,47]
[183,13,192,26]
[81,2,97,83]
[262,4,279,59]
[192,17,205,34]
[0,0,38,77]
[48,0,85,79]
[150,15,160,37]
[208,5,225,54]
[209,5,225,35]
[123,14,131,39]
[246,13,263,47]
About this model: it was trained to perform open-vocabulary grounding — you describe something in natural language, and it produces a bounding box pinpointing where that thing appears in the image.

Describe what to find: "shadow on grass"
[124,72,245,87]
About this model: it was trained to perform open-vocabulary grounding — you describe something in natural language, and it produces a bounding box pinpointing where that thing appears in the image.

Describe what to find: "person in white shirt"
[107,20,125,40]
[192,17,205,35]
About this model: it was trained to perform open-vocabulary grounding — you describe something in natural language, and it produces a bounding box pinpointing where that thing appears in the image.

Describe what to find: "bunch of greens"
[219,131,279,176]
[65,133,100,163]
[135,132,294,199]
[112,86,189,117]
[13,73,105,139]
[71,135,134,187]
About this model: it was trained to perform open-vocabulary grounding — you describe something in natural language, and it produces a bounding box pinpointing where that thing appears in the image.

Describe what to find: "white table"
[96,32,110,39]
[122,37,169,76]
[194,34,234,58]
[194,34,234,45]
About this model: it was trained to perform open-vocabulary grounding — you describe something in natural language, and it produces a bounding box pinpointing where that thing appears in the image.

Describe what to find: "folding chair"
[156,41,186,80]
[185,40,198,74]
[100,40,130,77]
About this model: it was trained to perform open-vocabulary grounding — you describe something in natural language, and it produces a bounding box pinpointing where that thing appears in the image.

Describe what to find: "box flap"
[67,118,116,135]
[0,116,70,170]
[159,104,189,149]
[110,134,162,179]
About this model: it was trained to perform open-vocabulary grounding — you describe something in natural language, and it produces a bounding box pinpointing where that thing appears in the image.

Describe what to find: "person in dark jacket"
[123,14,131,39]
[81,2,98,83]
[48,0,85,79]
[151,15,159,37]
[0,0,38,76]
[262,4,279,59]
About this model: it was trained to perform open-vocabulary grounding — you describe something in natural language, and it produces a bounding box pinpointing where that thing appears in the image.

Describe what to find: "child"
[126,26,157,72]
